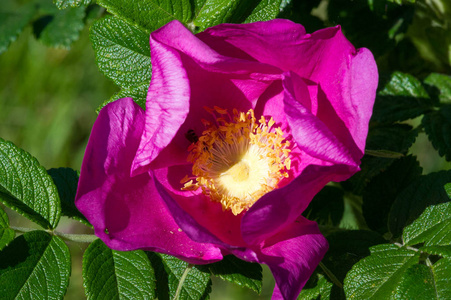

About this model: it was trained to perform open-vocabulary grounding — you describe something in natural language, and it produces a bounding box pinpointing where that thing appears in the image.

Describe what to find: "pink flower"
[75,19,377,299]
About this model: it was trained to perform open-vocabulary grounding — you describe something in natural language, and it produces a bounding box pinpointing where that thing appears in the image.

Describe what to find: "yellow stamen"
[182,107,291,215]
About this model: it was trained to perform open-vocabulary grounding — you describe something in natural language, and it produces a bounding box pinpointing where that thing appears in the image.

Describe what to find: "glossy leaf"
[0,231,71,300]
[90,15,151,90]
[98,81,148,113]
[202,255,262,293]
[394,260,451,299]
[48,168,90,226]
[97,0,192,33]
[431,258,451,297]
[148,252,211,300]
[323,230,387,286]
[0,138,61,229]
[403,201,451,246]
[298,273,333,300]
[424,73,451,104]
[422,105,451,161]
[344,124,418,194]
[0,206,14,251]
[244,0,282,23]
[82,239,156,299]
[303,186,344,227]
[194,0,278,30]
[363,155,422,233]
[373,72,433,122]
[344,244,419,299]
[389,170,451,237]
[420,245,451,258]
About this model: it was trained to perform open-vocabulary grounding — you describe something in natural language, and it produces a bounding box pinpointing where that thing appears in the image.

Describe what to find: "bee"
[185,129,199,144]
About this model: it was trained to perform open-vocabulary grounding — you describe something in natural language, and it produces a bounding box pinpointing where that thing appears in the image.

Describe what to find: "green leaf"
[0,231,71,299]
[379,72,429,98]
[344,124,418,194]
[244,0,282,23]
[394,259,451,299]
[394,264,439,299]
[389,170,451,237]
[90,15,152,90]
[202,255,262,293]
[303,186,344,227]
[83,239,156,299]
[327,2,414,58]
[373,72,433,123]
[0,206,14,251]
[0,138,61,229]
[193,0,243,28]
[431,258,451,297]
[363,155,422,233]
[97,0,192,33]
[298,273,333,300]
[365,149,404,158]
[420,245,451,258]
[48,168,90,226]
[424,73,451,104]
[323,230,387,286]
[54,0,91,9]
[148,252,211,300]
[194,0,273,30]
[0,3,36,54]
[97,81,148,113]
[344,244,420,299]
[35,6,86,49]
[403,201,451,247]
[446,183,451,196]
[422,105,451,161]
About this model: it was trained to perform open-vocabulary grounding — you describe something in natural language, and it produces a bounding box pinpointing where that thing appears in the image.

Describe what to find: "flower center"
[182,106,291,215]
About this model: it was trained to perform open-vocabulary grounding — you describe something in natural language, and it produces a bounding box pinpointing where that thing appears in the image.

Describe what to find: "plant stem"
[10,226,97,243]
[53,231,98,243]
[319,262,343,289]
[173,264,193,300]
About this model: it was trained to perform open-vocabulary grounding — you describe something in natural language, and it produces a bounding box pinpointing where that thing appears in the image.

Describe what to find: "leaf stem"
[173,264,194,300]
[319,262,343,289]
[10,226,97,243]
[10,226,37,233]
[53,231,98,243]
[365,149,404,158]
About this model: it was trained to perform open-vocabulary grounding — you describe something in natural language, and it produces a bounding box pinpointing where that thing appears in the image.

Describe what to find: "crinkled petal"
[75,98,222,264]
[283,71,358,167]
[197,20,378,154]
[132,20,284,175]
[132,33,191,176]
[233,217,328,300]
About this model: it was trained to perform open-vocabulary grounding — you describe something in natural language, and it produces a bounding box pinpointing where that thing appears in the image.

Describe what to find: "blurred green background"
[1,0,450,299]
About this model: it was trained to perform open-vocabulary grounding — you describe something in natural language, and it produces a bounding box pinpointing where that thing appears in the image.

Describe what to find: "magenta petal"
[262,217,328,300]
[233,217,328,300]
[75,98,222,263]
[132,29,191,175]
[153,166,246,247]
[283,72,358,167]
[153,174,232,248]
[199,22,377,154]
[242,164,352,245]
[197,19,307,69]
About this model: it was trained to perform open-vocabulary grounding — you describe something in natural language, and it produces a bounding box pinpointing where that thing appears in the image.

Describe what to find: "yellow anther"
[182,107,292,215]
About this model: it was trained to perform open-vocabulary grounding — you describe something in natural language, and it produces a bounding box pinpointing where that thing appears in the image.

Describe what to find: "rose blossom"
[75,19,377,299]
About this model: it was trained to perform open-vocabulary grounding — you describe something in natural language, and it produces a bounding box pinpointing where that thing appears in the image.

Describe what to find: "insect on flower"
[185,129,199,144]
